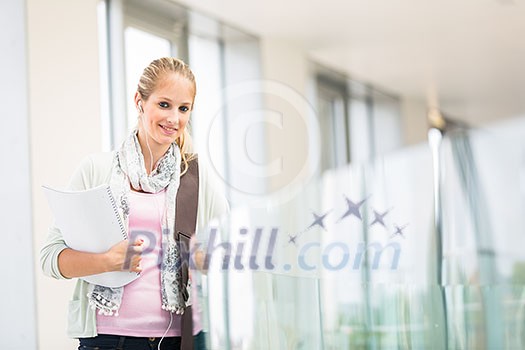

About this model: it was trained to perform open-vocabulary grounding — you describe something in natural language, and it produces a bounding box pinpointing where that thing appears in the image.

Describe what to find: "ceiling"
[172,0,525,125]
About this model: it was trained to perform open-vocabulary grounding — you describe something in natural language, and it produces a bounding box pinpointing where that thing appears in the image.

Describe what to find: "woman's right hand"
[57,238,144,278]
[104,238,144,273]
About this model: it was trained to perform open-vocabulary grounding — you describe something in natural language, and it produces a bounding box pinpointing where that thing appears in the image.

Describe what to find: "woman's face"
[136,73,194,148]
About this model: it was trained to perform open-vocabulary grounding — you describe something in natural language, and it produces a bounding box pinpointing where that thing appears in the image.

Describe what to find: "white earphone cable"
[157,311,173,350]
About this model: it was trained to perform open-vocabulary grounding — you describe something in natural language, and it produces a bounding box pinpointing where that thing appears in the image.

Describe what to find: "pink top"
[96,190,203,337]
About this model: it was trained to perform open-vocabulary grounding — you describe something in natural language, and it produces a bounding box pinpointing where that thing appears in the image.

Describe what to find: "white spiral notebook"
[42,184,140,288]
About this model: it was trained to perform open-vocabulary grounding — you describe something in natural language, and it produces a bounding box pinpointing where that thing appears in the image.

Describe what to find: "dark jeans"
[78,331,207,350]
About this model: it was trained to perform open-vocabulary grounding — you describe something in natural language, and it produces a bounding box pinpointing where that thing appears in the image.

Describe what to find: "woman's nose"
[166,112,180,126]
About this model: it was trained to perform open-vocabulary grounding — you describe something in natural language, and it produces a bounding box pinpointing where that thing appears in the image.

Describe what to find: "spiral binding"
[106,186,127,239]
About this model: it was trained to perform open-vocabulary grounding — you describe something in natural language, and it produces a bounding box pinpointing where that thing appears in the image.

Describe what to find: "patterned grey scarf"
[87,129,188,316]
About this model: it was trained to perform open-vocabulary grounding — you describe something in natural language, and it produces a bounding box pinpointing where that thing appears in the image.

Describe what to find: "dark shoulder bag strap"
[175,155,199,350]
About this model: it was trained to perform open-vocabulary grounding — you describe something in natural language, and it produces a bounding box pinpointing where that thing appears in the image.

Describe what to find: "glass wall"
[202,117,525,349]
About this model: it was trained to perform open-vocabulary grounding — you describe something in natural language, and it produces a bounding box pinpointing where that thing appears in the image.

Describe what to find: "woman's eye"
[179,106,189,112]
[159,102,170,108]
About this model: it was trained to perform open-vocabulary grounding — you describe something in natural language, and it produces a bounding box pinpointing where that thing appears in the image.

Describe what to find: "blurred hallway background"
[2,0,525,349]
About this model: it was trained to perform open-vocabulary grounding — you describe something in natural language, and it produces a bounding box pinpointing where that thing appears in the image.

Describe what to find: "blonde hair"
[137,57,196,175]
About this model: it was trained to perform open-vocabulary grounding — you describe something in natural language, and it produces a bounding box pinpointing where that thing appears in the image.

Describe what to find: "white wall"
[0,0,37,349]
[27,0,102,348]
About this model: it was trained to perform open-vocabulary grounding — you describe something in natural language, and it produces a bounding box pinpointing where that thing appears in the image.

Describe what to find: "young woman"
[40,57,228,350]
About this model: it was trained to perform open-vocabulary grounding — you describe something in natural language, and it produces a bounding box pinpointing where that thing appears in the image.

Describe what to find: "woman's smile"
[159,124,178,135]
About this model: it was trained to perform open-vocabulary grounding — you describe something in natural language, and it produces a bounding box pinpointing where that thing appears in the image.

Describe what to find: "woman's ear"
[134,92,143,113]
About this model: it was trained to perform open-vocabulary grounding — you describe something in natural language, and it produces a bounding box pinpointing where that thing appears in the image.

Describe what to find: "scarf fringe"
[162,304,185,315]
[87,293,120,317]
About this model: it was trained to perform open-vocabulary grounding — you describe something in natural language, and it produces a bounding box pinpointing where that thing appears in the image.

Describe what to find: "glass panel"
[437,118,525,348]
[371,91,402,156]
[349,96,371,163]
[318,94,337,171]
[124,26,171,132]
[200,116,525,349]
[201,201,326,349]
[318,86,348,172]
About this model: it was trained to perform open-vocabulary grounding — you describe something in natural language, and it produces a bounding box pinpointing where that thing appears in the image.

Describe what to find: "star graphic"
[390,223,408,239]
[370,208,391,227]
[338,195,369,222]
[287,234,298,245]
[307,210,331,230]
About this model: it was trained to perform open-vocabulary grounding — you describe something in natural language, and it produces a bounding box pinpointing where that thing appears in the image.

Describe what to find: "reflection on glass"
[199,117,525,349]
